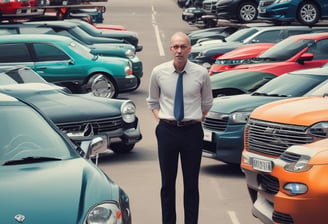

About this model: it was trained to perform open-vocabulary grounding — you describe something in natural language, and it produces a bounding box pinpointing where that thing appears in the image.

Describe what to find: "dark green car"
[0,34,137,98]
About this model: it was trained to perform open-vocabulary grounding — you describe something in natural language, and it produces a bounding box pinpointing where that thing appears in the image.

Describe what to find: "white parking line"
[228,210,241,224]
[152,5,165,56]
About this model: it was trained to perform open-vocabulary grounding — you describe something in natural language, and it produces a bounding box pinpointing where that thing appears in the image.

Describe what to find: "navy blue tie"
[174,71,184,121]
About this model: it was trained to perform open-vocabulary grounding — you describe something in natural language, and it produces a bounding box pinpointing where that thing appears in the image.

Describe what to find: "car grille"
[259,0,275,7]
[258,174,279,194]
[203,1,217,13]
[272,211,294,224]
[203,111,229,131]
[57,116,123,135]
[245,119,313,157]
[280,152,301,163]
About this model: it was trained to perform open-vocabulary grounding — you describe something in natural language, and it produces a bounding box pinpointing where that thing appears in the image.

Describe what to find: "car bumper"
[241,155,328,224]
[202,124,245,164]
[116,75,138,93]
[106,118,142,145]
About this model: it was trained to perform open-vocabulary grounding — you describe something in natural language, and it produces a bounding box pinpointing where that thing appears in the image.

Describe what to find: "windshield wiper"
[252,92,290,97]
[2,157,62,166]
[251,57,278,62]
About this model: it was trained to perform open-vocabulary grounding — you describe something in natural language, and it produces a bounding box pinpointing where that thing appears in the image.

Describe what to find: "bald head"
[170,32,191,46]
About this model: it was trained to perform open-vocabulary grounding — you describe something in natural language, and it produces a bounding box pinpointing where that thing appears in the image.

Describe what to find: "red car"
[208,43,275,76]
[210,32,328,96]
[0,0,43,17]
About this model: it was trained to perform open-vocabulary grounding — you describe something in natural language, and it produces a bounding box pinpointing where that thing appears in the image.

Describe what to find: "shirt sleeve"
[201,70,213,112]
[146,68,161,110]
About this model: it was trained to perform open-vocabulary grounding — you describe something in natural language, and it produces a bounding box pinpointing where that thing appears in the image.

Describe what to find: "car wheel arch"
[84,72,118,98]
[237,1,258,23]
[296,1,321,26]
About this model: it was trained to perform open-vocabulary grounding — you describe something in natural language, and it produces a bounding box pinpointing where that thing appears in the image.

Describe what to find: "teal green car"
[0,34,137,98]
[0,93,131,223]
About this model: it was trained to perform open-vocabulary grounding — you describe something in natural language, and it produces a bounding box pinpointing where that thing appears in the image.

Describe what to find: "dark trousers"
[156,120,203,224]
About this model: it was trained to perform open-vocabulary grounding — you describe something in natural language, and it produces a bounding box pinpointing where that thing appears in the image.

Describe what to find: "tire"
[296,1,320,26]
[203,18,217,28]
[237,1,258,23]
[110,142,135,153]
[85,73,118,98]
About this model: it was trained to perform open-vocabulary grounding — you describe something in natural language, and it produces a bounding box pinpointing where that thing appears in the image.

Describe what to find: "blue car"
[0,93,131,223]
[258,0,328,26]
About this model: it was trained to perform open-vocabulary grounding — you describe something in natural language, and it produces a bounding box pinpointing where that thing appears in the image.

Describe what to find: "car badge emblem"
[14,214,25,223]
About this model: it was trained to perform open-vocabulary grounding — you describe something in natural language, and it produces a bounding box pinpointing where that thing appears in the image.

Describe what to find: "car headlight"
[85,202,122,224]
[124,61,133,76]
[284,155,312,172]
[308,122,328,138]
[125,49,136,58]
[230,111,251,124]
[121,101,136,123]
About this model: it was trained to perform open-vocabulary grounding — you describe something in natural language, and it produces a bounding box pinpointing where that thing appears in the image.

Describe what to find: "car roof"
[0,34,73,42]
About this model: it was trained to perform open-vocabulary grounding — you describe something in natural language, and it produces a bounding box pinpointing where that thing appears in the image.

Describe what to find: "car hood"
[0,158,118,224]
[0,83,122,123]
[251,96,328,125]
[218,43,274,60]
[211,94,286,113]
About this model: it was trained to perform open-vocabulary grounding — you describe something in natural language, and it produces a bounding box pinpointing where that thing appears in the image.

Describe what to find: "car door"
[0,43,35,68]
[31,43,85,83]
[303,38,328,67]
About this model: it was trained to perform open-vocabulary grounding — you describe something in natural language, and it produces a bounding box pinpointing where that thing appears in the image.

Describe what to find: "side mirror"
[83,136,108,165]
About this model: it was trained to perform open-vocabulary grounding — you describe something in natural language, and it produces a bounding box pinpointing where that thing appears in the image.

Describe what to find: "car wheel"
[203,18,217,28]
[296,1,320,26]
[237,1,258,23]
[86,73,118,98]
[110,142,135,153]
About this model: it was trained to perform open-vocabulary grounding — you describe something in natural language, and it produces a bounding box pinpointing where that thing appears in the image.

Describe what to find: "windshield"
[254,73,328,96]
[2,68,47,84]
[68,40,94,60]
[0,105,74,165]
[256,38,315,62]
[225,28,258,42]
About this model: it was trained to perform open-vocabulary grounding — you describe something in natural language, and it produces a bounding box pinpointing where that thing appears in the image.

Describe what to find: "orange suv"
[241,96,328,224]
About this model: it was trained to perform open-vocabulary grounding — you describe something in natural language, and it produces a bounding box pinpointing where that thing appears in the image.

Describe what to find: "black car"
[187,26,242,45]
[67,19,143,52]
[215,0,259,23]
[189,26,324,69]
[0,66,142,153]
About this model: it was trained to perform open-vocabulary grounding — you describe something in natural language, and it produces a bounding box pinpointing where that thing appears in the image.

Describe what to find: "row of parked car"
[0,5,145,222]
[188,18,328,224]
[180,0,328,27]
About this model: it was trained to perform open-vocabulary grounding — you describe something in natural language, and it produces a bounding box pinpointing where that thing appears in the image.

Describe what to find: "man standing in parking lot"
[146,32,213,224]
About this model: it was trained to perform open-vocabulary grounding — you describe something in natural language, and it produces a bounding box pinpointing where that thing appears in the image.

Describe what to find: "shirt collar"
[170,60,191,74]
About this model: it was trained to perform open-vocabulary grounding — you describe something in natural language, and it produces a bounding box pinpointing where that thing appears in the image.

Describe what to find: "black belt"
[161,119,200,127]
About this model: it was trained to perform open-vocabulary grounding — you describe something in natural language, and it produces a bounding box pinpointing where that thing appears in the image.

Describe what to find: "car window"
[0,28,18,34]
[245,30,282,44]
[0,105,73,164]
[225,28,258,42]
[259,38,315,61]
[0,43,32,62]
[306,38,328,60]
[33,43,70,61]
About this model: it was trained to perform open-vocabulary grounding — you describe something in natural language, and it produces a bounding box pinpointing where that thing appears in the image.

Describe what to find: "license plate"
[203,129,212,142]
[258,8,266,13]
[251,158,272,172]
